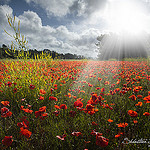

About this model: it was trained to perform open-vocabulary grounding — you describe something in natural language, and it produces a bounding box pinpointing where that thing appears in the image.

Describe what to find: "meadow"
[0,59,150,150]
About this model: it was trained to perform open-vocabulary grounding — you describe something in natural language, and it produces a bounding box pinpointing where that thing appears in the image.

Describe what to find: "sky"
[0,0,150,58]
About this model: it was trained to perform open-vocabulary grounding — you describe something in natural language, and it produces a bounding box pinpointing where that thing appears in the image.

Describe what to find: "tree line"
[0,44,86,60]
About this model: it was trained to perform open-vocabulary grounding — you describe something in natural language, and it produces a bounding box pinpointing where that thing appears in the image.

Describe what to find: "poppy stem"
[2,118,6,134]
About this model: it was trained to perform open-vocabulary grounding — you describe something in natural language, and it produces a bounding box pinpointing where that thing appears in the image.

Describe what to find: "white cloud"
[24,0,108,18]
[25,0,76,17]
[0,5,13,26]
[0,5,100,58]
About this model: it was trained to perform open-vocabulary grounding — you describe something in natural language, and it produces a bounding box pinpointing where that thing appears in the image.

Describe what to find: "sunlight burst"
[106,0,148,34]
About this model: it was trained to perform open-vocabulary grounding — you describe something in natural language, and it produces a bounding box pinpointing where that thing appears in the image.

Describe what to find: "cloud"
[24,0,108,18]
[0,5,13,27]
[0,5,100,58]
[25,0,76,17]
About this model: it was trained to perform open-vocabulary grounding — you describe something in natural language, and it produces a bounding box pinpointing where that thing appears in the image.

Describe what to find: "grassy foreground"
[0,59,150,150]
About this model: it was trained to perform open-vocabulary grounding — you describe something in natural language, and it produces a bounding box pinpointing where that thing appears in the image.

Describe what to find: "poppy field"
[0,59,150,150]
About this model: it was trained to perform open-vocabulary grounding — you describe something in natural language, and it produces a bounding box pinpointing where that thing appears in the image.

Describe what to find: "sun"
[106,0,148,35]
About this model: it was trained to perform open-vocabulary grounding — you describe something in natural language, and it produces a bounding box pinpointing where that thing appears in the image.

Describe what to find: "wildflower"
[91,130,102,136]
[20,127,32,139]
[53,110,60,116]
[54,84,57,90]
[29,84,35,89]
[59,104,67,110]
[1,101,10,106]
[129,95,136,101]
[56,134,66,141]
[40,113,48,120]
[2,136,13,146]
[115,132,124,138]
[73,99,83,108]
[96,136,109,147]
[13,88,17,93]
[49,96,58,101]
[107,119,113,123]
[71,132,82,136]
[1,107,12,117]
[133,120,138,124]
[66,93,71,98]
[137,95,142,98]
[143,95,150,103]
[115,134,121,138]
[50,88,54,94]
[101,88,105,92]
[128,110,138,117]
[143,112,150,116]
[135,102,142,106]
[20,106,33,114]
[39,96,44,100]
[7,81,12,87]
[92,121,98,126]
[35,106,48,120]
[117,123,128,128]
[17,121,28,129]
[39,89,46,95]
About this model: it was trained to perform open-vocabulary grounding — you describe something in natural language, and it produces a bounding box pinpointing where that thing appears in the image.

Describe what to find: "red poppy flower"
[128,110,138,117]
[129,95,136,101]
[40,113,48,120]
[13,88,17,93]
[39,106,46,112]
[91,130,102,136]
[20,127,32,139]
[96,136,109,147]
[39,89,46,95]
[85,104,94,111]
[29,84,35,89]
[20,116,29,127]
[49,96,58,101]
[7,81,12,87]
[117,123,128,128]
[39,96,44,100]
[115,134,121,138]
[137,95,142,98]
[59,104,67,110]
[53,110,60,116]
[143,95,150,103]
[143,112,150,116]
[20,106,33,114]
[135,102,142,106]
[1,101,10,106]
[1,107,12,117]
[2,136,13,146]
[107,119,113,123]
[35,106,47,119]
[74,100,83,108]
[92,121,98,126]
[101,88,105,92]
[71,132,82,136]
[50,88,54,94]
[133,120,138,124]
[56,134,66,141]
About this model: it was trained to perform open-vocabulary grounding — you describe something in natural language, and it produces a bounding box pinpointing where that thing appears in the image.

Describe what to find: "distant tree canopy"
[96,33,148,60]
[0,45,86,60]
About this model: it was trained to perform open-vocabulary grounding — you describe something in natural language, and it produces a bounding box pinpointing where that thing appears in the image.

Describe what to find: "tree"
[96,33,148,60]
